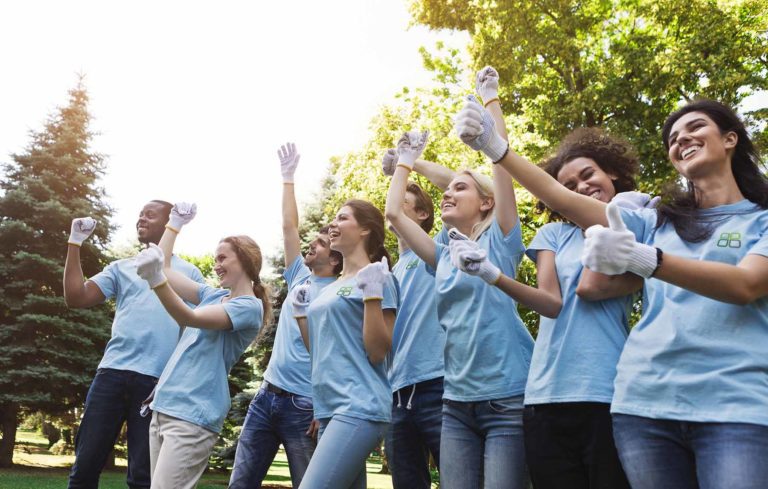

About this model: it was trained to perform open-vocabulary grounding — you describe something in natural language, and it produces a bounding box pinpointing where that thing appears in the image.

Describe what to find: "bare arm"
[158,227,202,305]
[495,250,562,318]
[385,165,438,267]
[485,100,519,235]
[282,182,302,267]
[296,317,310,352]
[653,252,768,305]
[153,283,233,330]
[576,269,643,301]
[63,244,106,308]
[413,158,456,191]
[362,304,395,364]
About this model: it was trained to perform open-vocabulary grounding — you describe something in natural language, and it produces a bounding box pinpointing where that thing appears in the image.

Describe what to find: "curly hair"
[536,128,639,221]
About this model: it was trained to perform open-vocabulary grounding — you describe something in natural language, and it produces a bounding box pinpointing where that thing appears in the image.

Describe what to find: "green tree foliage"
[409,0,768,191]
[0,81,114,467]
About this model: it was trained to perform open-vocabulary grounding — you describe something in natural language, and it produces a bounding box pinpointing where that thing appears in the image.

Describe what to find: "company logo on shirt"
[716,232,742,248]
[337,286,354,297]
[405,258,420,270]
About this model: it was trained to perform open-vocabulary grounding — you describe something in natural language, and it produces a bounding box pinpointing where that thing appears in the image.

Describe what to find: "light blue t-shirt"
[90,255,204,378]
[151,285,262,433]
[389,229,448,392]
[613,200,768,426]
[308,275,398,422]
[263,256,336,397]
[525,222,631,404]
[435,218,534,401]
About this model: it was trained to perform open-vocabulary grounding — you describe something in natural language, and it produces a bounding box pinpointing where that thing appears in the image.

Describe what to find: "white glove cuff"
[477,261,502,285]
[68,238,85,247]
[627,243,658,278]
[361,283,384,302]
[148,272,168,290]
[166,216,184,233]
[293,305,308,319]
[484,132,510,163]
[397,154,417,169]
[480,89,499,104]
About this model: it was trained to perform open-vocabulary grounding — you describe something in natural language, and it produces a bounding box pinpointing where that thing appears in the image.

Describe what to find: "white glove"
[396,130,429,170]
[381,148,398,176]
[68,217,97,246]
[135,243,168,289]
[612,191,661,210]
[454,95,509,163]
[278,142,300,183]
[356,256,391,301]
[581,202,658,277]
[292,282,310,319]
[476,66,499,103]
[166,202,197,233]
[449,230,501,284]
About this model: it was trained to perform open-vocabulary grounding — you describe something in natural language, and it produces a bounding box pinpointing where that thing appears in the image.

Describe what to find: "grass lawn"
[1,429,395,488]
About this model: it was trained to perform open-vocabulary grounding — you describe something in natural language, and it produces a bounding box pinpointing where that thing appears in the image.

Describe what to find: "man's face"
[136,202,169,244]
[303,232,334,270]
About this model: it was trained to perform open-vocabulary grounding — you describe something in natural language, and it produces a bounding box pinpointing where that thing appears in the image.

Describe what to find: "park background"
[1,0,767,487]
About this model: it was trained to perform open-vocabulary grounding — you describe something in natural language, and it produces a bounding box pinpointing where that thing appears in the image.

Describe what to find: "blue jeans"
[299,414,388,489]
[385,377,443,489]
[613,413,768,489]
[68,368,156,489]
[440,395,527,489]
[229,386,316,489]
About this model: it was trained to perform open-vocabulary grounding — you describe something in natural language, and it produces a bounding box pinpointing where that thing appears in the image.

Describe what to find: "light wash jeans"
[298,414,388,489]
[440,395,527,489]
[613,413,768,489]
[229,386,315,488]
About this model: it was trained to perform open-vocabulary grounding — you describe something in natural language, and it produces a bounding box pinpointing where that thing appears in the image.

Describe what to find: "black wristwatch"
[651,248,663,277]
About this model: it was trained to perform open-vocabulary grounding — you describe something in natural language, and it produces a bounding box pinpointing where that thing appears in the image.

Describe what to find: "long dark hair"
[537,128,639,221]
[220,235,273,326]
[343,199,392,270]
[657,100,768,242]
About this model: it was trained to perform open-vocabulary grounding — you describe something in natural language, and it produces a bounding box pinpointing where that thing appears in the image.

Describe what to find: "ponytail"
[252,279,273,328]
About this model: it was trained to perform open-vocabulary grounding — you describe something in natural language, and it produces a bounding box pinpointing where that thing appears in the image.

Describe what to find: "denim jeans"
[440,395,527,489]
[613,413,768,489]
[385,377,443,489]
[523,403,629,489]
[229,386,316,489]
[299,414,388,489]
[68,368,156,489]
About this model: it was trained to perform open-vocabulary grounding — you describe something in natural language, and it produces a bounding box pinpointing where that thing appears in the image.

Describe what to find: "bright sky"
[0,0,468,264]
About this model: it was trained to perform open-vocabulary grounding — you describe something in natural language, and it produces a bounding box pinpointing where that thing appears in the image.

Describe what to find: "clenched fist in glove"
[381,148,398,176]
[396,130,429,170]
[475,66,499,104]
[135,243,168,289]
[581,202,658,278]
[278,143,301,183]
[454,95,509,163]
[166,202,197,233]
[292,282,311,319]
[448,229,501,284]
[69,217,97,246]
[356,257,391,301]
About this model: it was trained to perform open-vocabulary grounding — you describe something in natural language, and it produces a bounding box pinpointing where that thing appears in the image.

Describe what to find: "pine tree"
[0,80,114,467]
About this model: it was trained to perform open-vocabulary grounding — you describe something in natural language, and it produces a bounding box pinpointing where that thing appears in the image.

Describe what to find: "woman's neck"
[445,218,478,239]
[692,168,744,208]
[339,245,372,279]
[228,279,255,299]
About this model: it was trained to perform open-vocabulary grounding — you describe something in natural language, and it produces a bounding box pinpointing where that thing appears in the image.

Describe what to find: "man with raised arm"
[228,143,342,489]
[64,201,204,489]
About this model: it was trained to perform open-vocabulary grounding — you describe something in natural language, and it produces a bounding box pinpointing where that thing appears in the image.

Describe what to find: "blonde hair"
[455,169,495,240]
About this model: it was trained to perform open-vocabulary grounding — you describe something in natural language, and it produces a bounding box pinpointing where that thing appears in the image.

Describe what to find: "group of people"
[62,66,768,489]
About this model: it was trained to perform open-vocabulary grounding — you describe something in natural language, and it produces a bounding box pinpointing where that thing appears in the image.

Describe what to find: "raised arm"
[279,143,302,266]
[63,217,106,308]
[382,147,456,192]
[384,131,438,268]
[135,244,234,330]
[357,257,396,364]
[158,203,203,305]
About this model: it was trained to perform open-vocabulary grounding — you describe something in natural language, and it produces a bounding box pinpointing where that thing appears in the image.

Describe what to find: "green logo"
[716,232,742,248]
[337,286,353,297]
[405,259,420,270]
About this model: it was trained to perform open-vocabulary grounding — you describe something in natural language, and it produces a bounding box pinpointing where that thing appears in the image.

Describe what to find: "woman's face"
[214,242,244,289]
[557,157,617,203]
[666,111,737,180]
[440,174,492,227]
[329,206,367,254]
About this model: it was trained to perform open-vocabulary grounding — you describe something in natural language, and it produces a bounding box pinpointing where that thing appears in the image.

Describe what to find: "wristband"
[396,163,413,172]
[483,97,500,107]
[491,144,510,165]
[151,279,169,290]
[651,248,664,277]
[164,224,180,234]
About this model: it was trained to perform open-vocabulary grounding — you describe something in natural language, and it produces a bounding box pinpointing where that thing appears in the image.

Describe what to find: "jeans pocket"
[488,396,523,414]
[291,395,314,412]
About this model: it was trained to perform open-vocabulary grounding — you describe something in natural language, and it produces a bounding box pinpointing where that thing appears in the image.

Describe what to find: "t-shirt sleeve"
[525,223,560,263]
[433,227,449,246]
[381,275,399,312]
[746,219,768,259]
[284,255,311,290]
[187,264,205,284]
[224,296,264,332]
[489,217,525,258]
[89,261,118,300]
[619,207,655,243]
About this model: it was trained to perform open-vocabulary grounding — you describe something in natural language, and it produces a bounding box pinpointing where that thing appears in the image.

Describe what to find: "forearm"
[158,227,178,268]
[362,302,391,364]
[153,284,230,329]
[413,159,455,191]
[153,283,195,326]
[385,166,437,266]
[576,269,643,301]
[296,317,310,352]
[282,183,301,265]
[63,245,87,307]
[495,274,562,318]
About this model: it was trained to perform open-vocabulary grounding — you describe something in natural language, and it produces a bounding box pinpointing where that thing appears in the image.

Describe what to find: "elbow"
[541,300,562,319]
[63,292,84,309]
[367,349,387,365]
[730,288,759,306]
[384,205,399,223]
[575,282,602,301]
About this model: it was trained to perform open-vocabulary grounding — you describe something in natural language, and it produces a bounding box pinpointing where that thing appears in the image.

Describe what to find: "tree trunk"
[0,403,19,468]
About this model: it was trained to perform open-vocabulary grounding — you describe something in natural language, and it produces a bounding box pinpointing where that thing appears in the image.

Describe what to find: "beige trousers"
[149,411,218,489]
